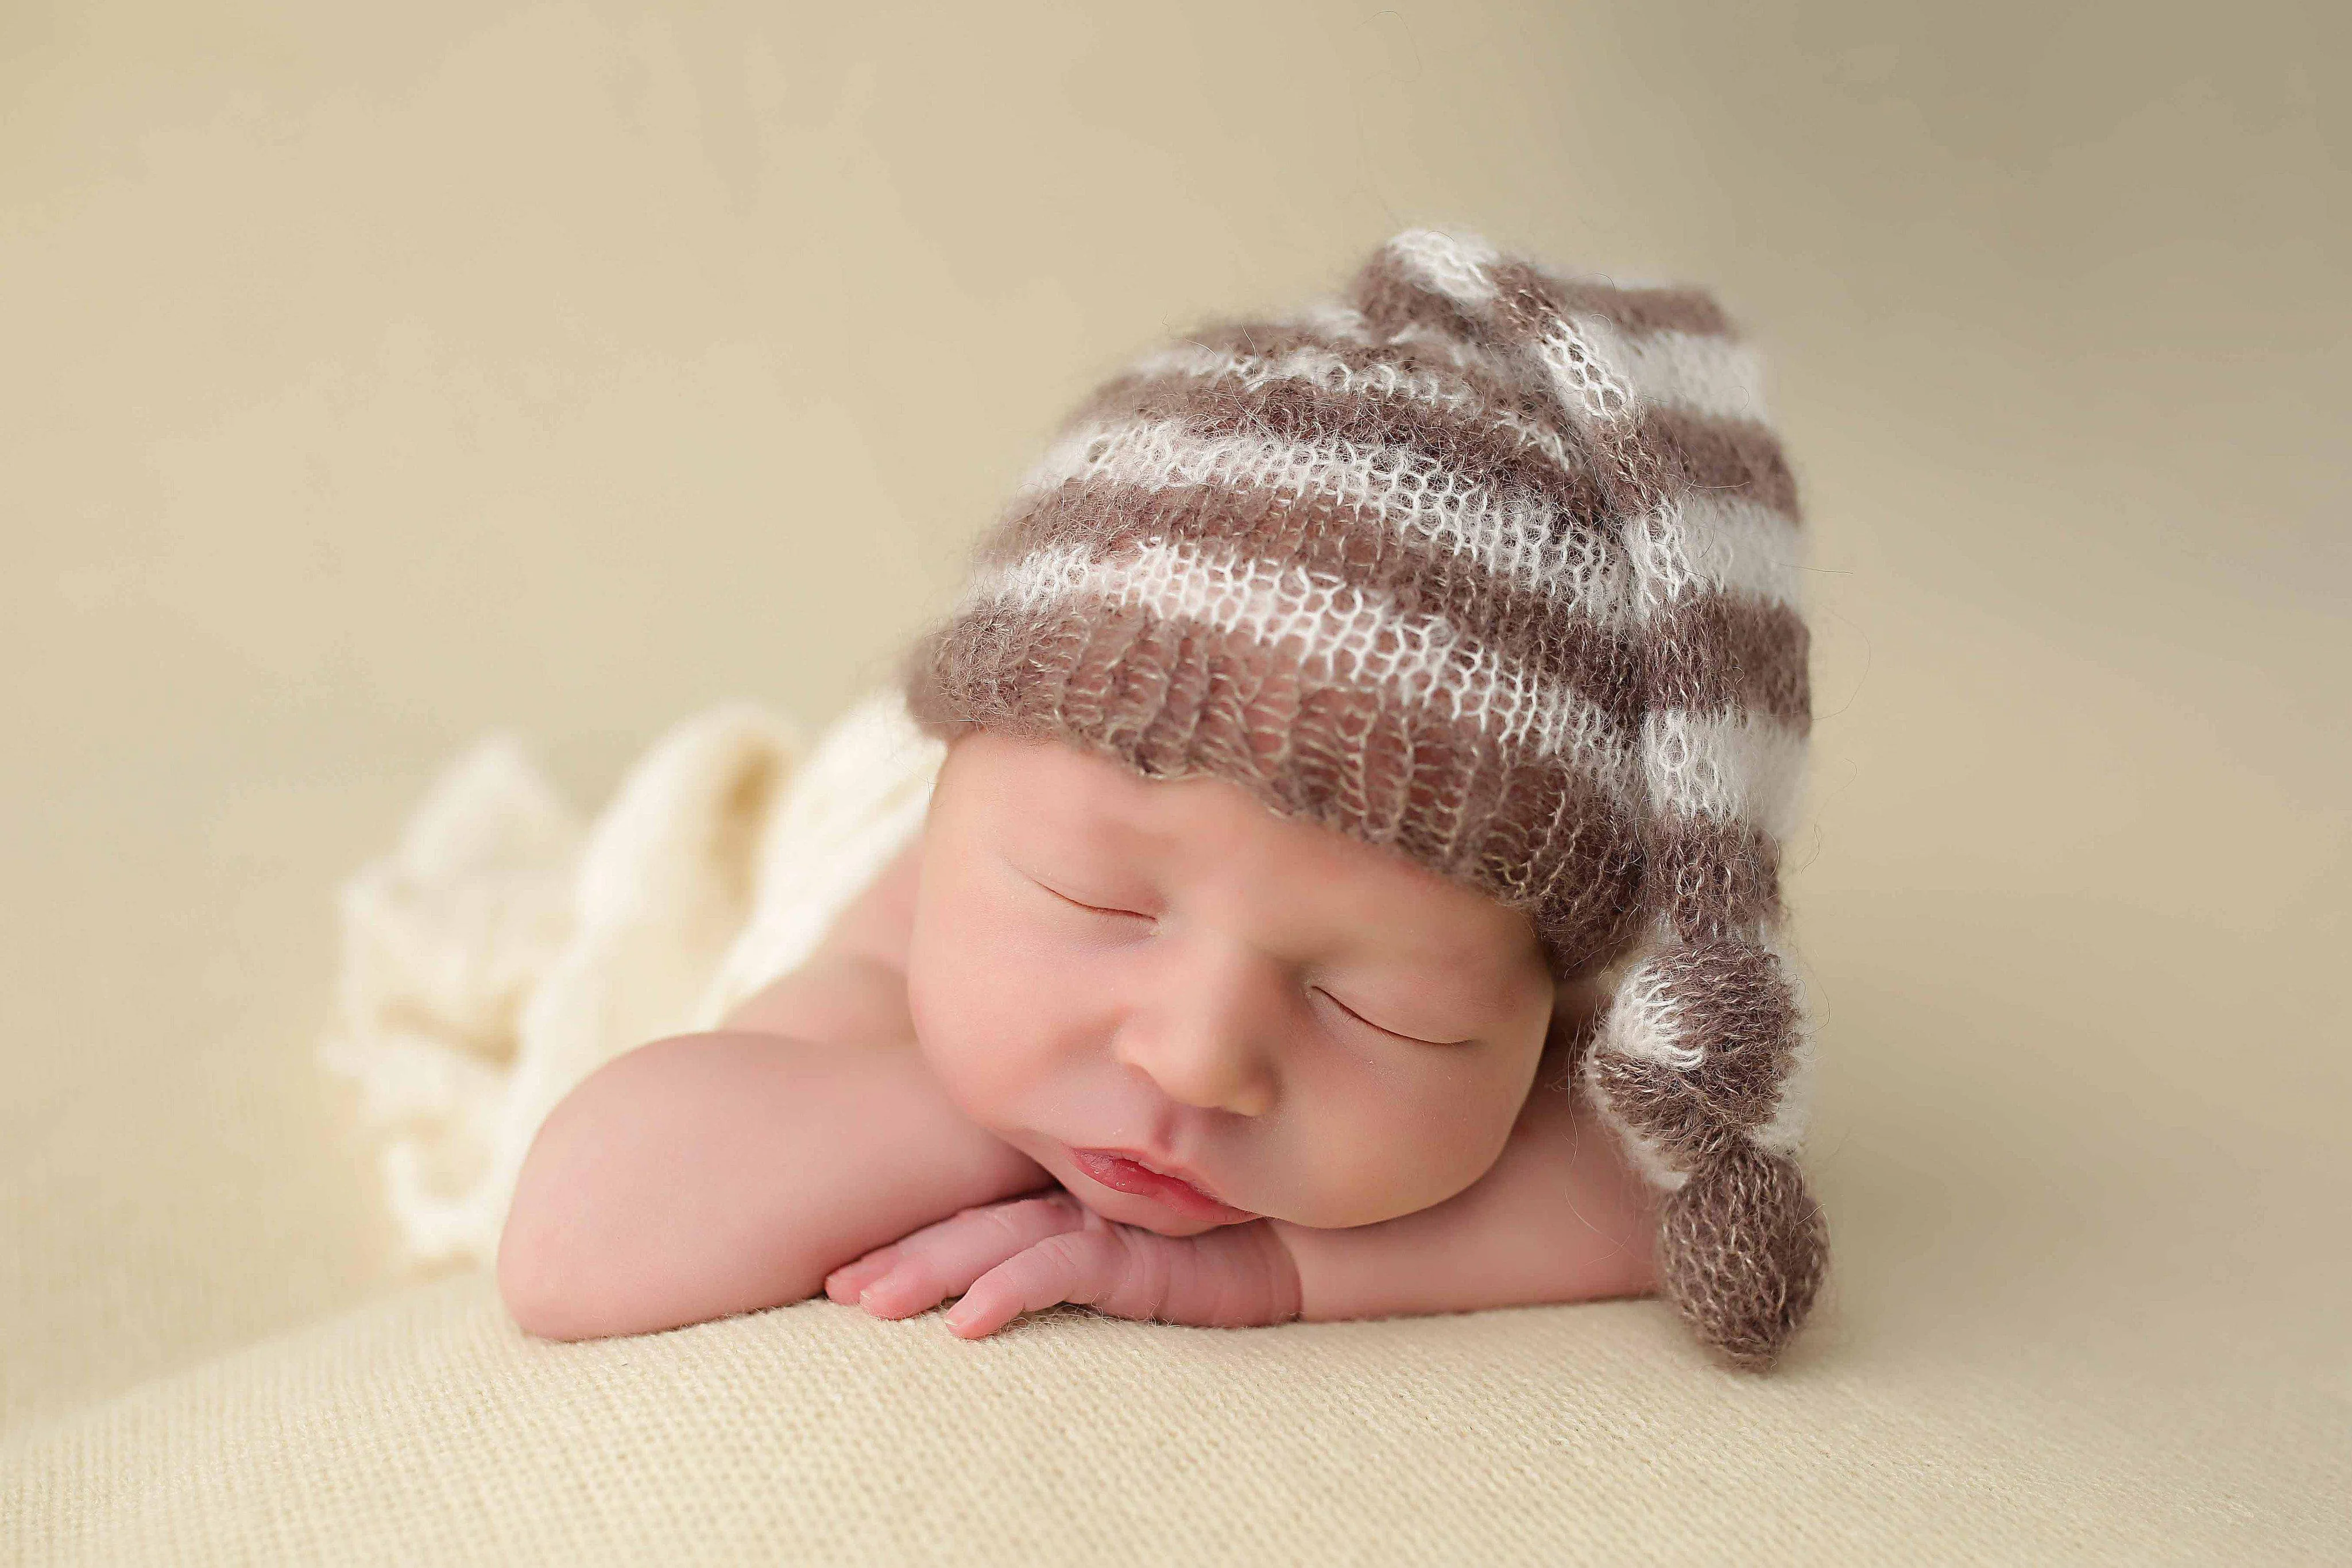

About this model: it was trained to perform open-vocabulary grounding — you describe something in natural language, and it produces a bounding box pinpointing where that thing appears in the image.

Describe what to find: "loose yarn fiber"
[904,229,1828,1372]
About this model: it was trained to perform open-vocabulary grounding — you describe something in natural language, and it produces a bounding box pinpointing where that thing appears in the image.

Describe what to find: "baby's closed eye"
[1033,876,1154,923]
[1309,986,1471,1047]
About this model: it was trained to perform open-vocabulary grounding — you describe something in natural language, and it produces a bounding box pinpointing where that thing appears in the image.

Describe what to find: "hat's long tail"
[1352,229,1833,1370]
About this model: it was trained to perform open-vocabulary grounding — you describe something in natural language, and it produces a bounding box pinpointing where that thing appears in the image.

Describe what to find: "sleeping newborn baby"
[498,229,1831,1372]
[502,728,1657,1343]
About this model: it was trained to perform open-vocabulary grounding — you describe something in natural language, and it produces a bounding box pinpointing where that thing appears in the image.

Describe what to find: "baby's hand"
[823,1191,1302,1338]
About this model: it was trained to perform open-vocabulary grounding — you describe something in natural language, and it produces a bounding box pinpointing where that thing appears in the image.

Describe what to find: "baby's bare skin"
[498,731,1659,1342]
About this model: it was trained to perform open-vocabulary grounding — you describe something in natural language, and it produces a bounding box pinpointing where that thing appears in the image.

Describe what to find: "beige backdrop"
[3,0,2346,1540]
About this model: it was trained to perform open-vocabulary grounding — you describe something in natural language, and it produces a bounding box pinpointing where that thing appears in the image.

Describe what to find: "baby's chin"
[1068,1191,1233,1237]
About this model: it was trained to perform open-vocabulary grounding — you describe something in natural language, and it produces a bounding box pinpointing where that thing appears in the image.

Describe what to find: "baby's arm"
[497,1023,1047,1341]
[498,836,1050,1341]
[825,1062,1658,1337]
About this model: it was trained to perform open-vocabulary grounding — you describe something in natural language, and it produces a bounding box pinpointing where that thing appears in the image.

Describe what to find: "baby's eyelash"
[1035,879,1152,922]
[1312,988,1465,1048]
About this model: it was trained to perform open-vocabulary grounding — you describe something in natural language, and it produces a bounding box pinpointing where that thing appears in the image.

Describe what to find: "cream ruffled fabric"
[318,690,946,1271]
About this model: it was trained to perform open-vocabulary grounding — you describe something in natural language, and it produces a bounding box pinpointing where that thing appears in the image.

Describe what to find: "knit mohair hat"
[902,229,1828,1373]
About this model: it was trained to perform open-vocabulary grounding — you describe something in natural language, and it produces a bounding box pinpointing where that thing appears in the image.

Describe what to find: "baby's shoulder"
[817,830,924,972]
[717,832,923,1043]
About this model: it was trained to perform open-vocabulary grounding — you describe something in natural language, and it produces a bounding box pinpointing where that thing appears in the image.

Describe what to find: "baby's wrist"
[1252,1219,1307,1325]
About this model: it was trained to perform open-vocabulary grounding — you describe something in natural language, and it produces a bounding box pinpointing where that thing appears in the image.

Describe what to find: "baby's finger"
[823,1246,900,1306]
[855,1194,1087,1321]
[943,1225,1137,1339]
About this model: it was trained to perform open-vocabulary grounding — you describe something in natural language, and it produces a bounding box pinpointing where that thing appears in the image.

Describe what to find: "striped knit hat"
[902,229,1827,1372]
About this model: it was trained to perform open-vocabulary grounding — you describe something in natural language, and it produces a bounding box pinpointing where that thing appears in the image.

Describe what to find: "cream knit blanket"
[318,690,947,1271]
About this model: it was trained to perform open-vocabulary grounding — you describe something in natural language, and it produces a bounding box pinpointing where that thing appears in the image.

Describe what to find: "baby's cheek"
[1295,1075,1521,1226]
[908,944,1062,1129]
[911,987,1005,1117]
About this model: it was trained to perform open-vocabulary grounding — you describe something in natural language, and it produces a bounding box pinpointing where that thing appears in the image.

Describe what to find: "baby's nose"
[1117,1027,1278,1118]
[1112,955,1283,1118]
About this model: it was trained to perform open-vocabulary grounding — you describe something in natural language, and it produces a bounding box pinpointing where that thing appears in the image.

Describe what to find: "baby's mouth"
[1065,1147,1257,1224]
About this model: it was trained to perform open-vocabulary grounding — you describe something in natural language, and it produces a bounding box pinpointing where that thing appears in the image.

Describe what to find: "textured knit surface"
[906,230,1827,1371]
[7,1269,2348,1567]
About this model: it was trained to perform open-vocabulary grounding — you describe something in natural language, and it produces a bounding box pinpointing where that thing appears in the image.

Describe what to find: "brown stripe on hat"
[1349,240,1494,346]
[1050,353,1617,528]
[970,478,1647,727]
[1638,406,1801,518]
[1645,596,1813,723]
[1649,815,1786,943]
[1520,770,1650,966]
[1391,717,1504,876]
[911,593,1651,948]
[1487,258,1738,341]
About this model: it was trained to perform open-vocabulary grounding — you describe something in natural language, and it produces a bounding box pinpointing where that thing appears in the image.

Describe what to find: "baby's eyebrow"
[1058,788,1183,855]
[1340,940,1504,1001]
[1414,971,1515,1021]
[1013,795,1167,868]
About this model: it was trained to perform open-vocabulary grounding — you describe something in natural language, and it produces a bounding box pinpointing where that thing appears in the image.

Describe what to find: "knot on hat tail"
[1583,939,1828,1372]
[1658,1143,1829,1373]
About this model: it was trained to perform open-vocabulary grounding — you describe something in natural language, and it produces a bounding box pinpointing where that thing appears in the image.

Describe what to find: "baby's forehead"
[959,731,1537,963]
[1001,735,1368,865]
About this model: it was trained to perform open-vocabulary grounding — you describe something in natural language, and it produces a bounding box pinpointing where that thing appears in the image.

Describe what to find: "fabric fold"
[320,689,947,1271]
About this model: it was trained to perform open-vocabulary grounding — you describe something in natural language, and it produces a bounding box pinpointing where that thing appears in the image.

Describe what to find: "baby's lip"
[1066,1147,1256,1223]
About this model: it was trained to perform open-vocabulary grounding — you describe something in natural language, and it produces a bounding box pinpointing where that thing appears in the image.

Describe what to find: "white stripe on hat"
[1564,317,1770,424]
[1639,708,1808,842]
[1385,228,1501,308]
[1627,495,1806,616]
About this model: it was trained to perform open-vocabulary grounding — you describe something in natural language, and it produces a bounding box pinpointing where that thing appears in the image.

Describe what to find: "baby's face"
[906,730,1557,1237]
